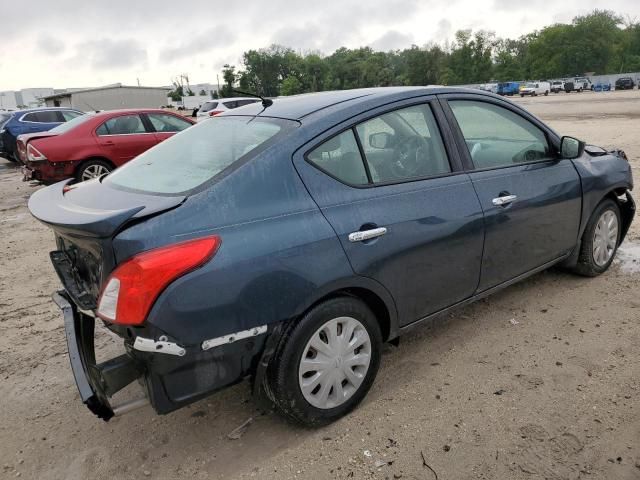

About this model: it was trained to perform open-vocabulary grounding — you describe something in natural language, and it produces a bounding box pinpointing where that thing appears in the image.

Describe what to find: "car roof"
[227,86,492,121]
[14,107,82,114]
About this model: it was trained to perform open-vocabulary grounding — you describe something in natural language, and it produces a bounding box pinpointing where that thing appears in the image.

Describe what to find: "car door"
[95,114,156,165]
[144,112,193,143]
[293,99,485,325]
[440,96,582,291]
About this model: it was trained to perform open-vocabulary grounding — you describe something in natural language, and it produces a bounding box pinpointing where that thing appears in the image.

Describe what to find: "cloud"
[369,30,415,51]
[435,19,453,41]
[75,38,147,70]
[161,27,237,62]
[36,34,65,55]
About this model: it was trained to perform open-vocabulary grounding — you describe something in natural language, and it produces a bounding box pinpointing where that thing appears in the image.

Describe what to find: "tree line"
[214,9,640,98]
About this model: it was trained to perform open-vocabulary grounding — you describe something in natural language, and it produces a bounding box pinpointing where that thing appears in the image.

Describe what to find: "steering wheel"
[391,136,426,178]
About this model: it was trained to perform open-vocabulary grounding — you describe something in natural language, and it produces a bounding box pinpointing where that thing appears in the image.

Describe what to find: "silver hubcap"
[298,316,372,409]
[81,164,109,181]
[593,210,618,267]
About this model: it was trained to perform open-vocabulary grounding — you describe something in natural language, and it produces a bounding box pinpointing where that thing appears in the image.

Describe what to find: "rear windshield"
[105,116,297,195]
[0,113,11,128]
[48,113,92,134]
[199,101,218,113]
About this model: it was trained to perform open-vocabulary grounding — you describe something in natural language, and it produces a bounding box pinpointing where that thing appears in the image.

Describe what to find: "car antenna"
[233,89,273,108]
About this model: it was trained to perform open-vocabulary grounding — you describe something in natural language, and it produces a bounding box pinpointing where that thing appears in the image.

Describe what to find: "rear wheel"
[572,199,621,277]
[265,297,382,426]
[76,159,112,182]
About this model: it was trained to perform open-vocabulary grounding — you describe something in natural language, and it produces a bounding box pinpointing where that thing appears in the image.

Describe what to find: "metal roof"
[43,84,171,100]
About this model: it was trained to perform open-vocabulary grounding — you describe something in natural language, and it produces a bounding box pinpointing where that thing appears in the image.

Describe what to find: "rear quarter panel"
[112,139,383,345]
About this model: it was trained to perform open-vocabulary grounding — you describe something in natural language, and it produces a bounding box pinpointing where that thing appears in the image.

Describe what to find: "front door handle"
[492,194,517,206]
[348,227,387,243]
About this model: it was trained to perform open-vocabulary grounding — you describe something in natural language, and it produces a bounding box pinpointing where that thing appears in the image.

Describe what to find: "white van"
[519,81,551,97]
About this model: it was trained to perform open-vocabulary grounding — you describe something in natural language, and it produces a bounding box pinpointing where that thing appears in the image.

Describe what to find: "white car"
[196,97,260,121]
[551,80,565,93]
[519,81,550,97]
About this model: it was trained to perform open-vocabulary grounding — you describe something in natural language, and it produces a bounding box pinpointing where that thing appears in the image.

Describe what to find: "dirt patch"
[1,90,639,480]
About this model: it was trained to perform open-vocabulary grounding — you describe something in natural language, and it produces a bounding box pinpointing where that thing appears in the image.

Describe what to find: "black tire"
[572,199,621,277]
[544,90,549,96]
[265,297,382,427]
[5,151,19,162]
[75,159,113,182]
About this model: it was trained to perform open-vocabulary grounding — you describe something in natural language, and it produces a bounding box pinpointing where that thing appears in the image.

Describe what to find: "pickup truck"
[551,81,565,93]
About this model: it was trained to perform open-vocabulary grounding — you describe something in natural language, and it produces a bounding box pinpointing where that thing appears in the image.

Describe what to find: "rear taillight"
[209,110,223,116]
[97,236,221,325]
[27,144,47,162]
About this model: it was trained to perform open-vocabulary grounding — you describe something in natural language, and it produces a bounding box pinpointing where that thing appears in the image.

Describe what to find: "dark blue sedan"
[0,107,83,161]
[28,87,635,426]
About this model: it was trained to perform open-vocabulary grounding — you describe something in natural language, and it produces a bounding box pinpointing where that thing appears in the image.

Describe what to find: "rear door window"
[35,111,62,123]
[222,100,239,109]
[96,114,147,135]
[307,130,369,185]
[105,116,296,194]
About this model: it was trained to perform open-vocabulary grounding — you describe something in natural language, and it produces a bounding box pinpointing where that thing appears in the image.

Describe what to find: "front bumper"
[52,291,143,421]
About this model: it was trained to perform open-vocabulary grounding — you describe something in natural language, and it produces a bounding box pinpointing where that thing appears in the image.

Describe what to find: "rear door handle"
[492,194,517,206]
[348,227,387,242]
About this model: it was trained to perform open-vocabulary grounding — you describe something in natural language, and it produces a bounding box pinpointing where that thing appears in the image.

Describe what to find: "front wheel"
[76,159,112,182]
[572,199,621,277]
[265,297,382,426]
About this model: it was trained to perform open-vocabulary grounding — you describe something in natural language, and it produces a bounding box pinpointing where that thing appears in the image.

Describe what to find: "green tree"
[220,64,237,97]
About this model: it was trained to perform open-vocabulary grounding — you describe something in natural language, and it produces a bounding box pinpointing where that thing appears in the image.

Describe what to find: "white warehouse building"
[43,84,171,111]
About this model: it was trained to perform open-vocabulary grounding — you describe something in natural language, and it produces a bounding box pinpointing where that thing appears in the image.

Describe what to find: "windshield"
[105,116,298,195]
[48,113,93,134]
[525,83,536,88]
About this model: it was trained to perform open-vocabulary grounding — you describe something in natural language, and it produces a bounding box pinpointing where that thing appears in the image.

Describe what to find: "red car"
[18,109,195,183]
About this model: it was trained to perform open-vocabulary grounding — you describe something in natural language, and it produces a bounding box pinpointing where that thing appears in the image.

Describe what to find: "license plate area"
[50,250,97,310]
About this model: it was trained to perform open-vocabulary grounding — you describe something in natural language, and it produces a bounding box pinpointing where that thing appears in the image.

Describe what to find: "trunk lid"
[29,179,185,309]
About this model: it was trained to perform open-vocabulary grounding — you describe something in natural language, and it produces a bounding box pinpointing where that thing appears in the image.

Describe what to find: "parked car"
[615,77,635,90]
[196,97,260,121]
[29,87,634,426]
[0,107,84,162]
[519,81,550,96]
[593,82,612,92]
[550,80,565,93]
[19,109,194,183]
[497,82,520,96]
[0,111,13,158]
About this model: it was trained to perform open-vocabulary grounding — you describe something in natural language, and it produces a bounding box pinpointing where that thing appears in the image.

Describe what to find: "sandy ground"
[1,90,639,480]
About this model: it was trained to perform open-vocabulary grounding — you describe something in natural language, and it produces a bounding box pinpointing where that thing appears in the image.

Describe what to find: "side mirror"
[560,136,585,159]
[369,132,392,149]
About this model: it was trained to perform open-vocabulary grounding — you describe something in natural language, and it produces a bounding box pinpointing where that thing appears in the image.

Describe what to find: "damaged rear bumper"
[53,289,272,421]
[52,290,144,421]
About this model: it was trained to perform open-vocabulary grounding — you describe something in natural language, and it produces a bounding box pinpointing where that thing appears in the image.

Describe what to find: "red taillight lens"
[209,110,223,116]
[27,143,47,162]
[97,236,221,325]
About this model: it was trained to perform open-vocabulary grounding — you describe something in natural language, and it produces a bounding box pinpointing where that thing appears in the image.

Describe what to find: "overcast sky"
[1,0,639,91]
